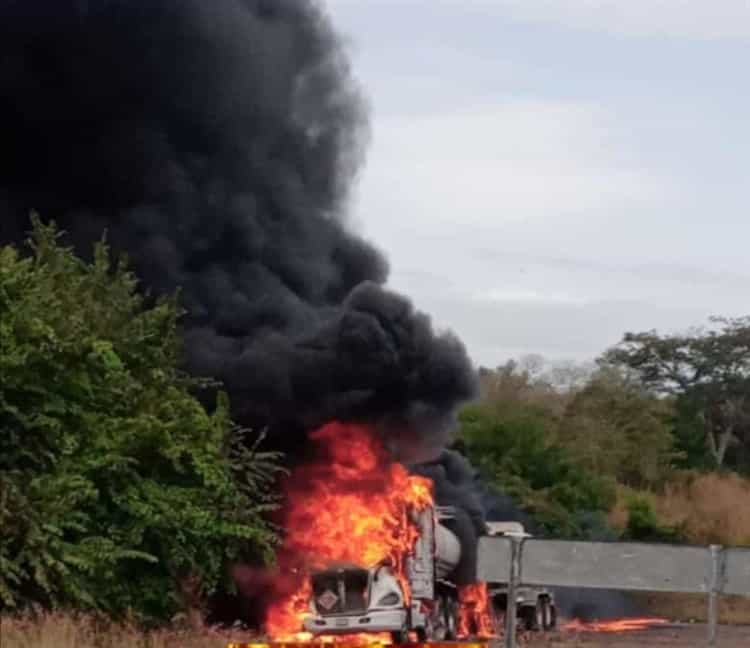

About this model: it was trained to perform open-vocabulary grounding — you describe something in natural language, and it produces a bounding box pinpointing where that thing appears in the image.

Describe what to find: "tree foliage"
[0,218,281,622]
[464,361,682,538]
[557,368,680,489]
[621,495,683,543]
[458,400,616,539]
[603,318,750,469]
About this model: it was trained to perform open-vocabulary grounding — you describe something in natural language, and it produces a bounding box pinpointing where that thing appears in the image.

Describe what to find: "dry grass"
[654,472,750,546]
[610,472,750,547]
[0,612,256,648]
[607,472,750,626]
[4,613,750,648]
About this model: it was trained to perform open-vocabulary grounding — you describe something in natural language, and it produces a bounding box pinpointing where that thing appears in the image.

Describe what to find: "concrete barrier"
[477,536,750,648]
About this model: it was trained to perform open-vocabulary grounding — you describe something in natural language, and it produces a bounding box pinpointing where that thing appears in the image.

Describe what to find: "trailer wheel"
[521,604,541,631]
[489,597,504,636]
[425,596,449,641]
[443,595,458,640]
[542,599,556,631]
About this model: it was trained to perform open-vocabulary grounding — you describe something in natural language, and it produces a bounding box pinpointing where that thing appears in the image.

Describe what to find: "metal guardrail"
[477,536,750,648]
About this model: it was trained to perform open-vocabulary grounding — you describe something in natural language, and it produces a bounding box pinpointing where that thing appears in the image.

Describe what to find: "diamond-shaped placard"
[317,589,339,610]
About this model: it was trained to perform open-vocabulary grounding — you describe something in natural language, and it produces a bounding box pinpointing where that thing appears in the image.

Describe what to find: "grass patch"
[0,613,255,648]
[610,472,750,547]
[654,473,750,546]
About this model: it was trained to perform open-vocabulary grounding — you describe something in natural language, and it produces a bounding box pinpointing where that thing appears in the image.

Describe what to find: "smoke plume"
[0,0,476,447]
[410,450,486,584]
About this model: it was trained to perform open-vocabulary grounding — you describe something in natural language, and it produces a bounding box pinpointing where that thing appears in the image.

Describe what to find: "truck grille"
[311,568,369,615]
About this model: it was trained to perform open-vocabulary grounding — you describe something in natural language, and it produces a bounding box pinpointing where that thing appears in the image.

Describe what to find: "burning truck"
[262,423,556,643]
[304,505,467,642]
[300,509,557,642]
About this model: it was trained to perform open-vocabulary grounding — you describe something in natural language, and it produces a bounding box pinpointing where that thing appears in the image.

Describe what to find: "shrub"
[654,472,750,546]
[622,495,683,543]
[458,403,616,538]
[0,218,281,622]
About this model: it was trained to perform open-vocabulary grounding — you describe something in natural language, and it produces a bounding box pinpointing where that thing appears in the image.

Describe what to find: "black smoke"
[0,0,476,447]
[411,450,487,585]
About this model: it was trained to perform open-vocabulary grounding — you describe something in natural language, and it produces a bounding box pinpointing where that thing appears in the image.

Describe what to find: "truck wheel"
[542,599,556,631]
[521,605,539,631]
[444,595,458,640]
[489,598,503,636]
[390,629,409,645]
[427,597,449,641]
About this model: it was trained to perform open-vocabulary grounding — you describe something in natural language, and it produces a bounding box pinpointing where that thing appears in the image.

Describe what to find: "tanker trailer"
[303,506,462,643]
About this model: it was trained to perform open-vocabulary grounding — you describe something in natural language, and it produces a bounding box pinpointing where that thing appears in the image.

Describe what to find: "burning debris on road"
[562,617,670,633]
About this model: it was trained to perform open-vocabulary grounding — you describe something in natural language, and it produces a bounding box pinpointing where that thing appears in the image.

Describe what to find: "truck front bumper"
[303,609,407,635]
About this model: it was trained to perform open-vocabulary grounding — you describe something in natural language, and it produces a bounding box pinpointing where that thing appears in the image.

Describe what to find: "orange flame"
[562,617,669,633]
[265,423,433,641]
[457,583,497,639]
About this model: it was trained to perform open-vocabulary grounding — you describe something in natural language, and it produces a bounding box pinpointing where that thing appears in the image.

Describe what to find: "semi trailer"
[485,522,557,632]
[301,506,556,642]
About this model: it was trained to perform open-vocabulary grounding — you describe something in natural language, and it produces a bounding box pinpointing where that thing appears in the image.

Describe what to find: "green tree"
[622,496,683,543]
[458,403,615,538]
[603,318,750,470]
[556,368,680,489]
[0,217,281,622]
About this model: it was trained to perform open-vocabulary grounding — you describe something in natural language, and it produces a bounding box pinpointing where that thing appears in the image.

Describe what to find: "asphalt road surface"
[521,623,750,647]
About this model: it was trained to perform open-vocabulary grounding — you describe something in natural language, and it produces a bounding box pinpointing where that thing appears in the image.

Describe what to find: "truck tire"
[542,599,556,631]
[489,598,503,636]
[421,597,449,641]
[444,595,458,640]
[390,629,409,645]
[521,601,543,631]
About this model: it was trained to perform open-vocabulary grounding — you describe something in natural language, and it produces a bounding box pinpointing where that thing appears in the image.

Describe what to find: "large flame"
[265,423,433,640]
[457,583,496,639]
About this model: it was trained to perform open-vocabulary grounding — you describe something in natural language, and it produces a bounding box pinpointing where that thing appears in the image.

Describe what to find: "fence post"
[707,544,724,647]
[504,536,522,648]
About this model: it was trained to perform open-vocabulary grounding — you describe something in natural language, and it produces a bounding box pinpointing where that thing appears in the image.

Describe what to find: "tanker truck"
[301,506,556,642]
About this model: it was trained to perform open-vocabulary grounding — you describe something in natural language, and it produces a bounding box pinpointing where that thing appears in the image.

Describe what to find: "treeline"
[457,321,750,545]
[0,219,282,623]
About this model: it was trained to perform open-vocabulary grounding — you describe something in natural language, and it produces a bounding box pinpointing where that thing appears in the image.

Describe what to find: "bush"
[654,472,750,546]
[0,218,281,622]
[556,369,680,489]
[622,495,683,543]
[458,404,616,538]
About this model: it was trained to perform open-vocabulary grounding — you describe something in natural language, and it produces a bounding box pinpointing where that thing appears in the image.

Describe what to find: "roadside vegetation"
[0,219,282,625]
[0,613,238,648]
[457,346,750,626]
[458,332,750,546]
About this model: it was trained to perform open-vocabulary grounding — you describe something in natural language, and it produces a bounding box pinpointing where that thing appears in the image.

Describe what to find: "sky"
[325,0,750,368]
